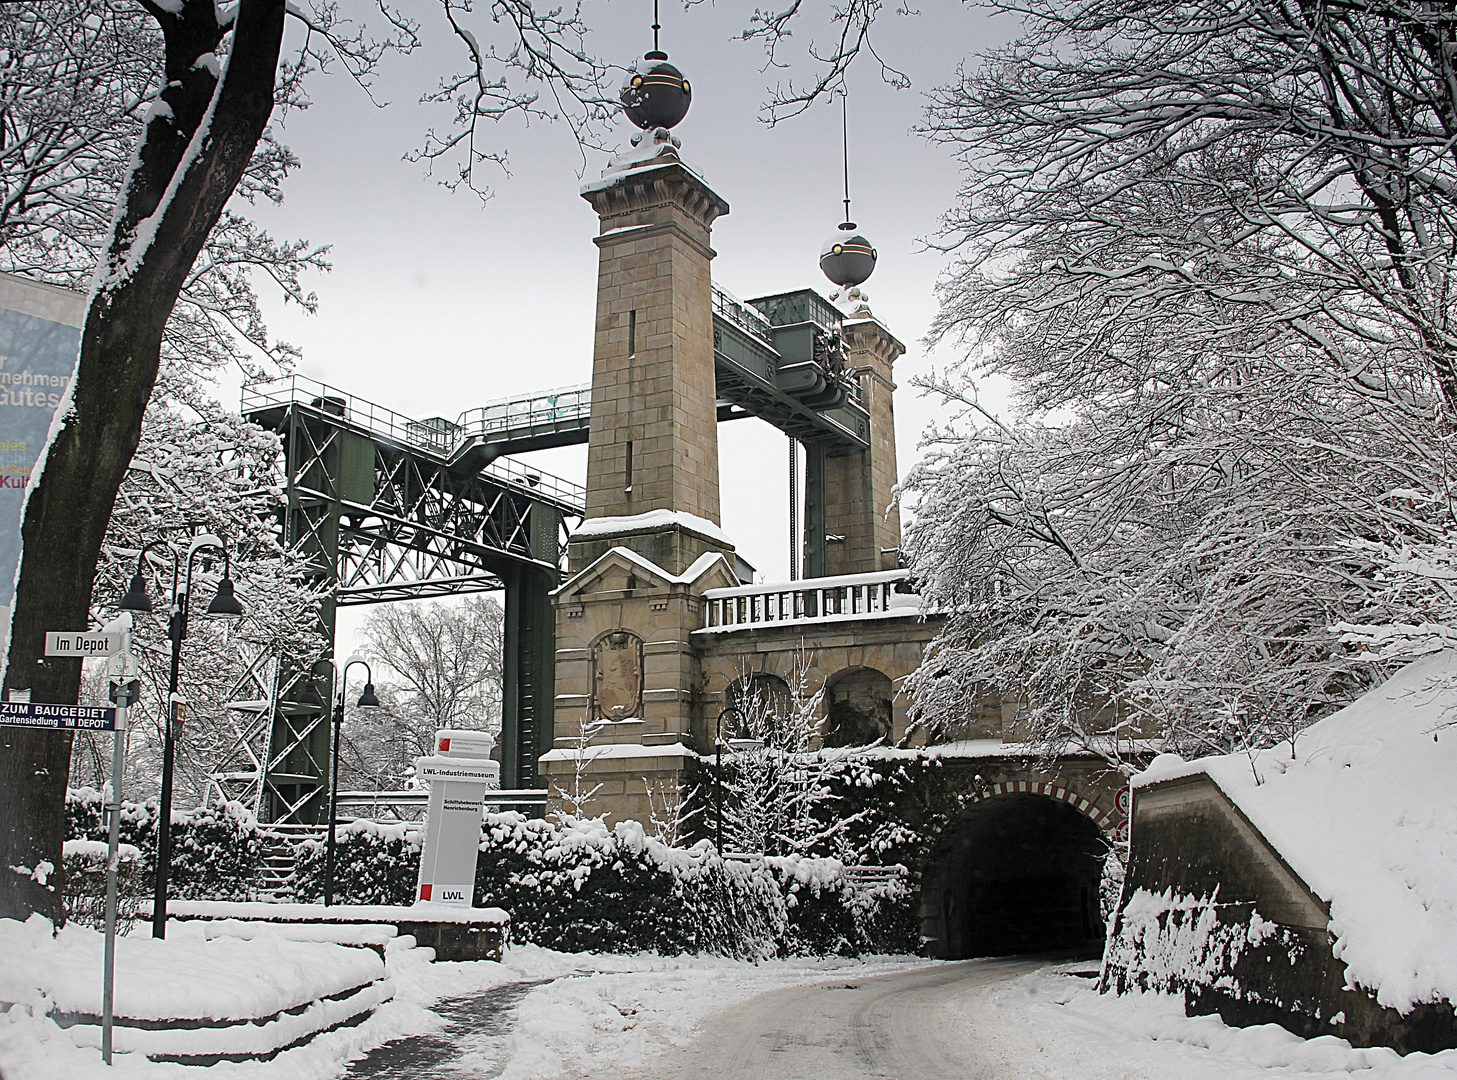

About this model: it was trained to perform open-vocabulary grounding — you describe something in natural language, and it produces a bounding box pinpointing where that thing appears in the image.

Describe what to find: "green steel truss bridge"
[239,286,869,823]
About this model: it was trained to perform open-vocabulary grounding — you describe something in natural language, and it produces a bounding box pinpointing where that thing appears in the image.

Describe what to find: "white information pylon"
[415,730,499,905]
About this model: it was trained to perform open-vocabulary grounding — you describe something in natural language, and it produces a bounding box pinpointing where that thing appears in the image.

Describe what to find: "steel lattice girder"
[330,441,567,603]
[203,641,280,816]
[246,400,571,822]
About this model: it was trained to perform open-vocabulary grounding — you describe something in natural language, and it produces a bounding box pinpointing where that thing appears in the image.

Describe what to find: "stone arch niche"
[824,667,893,747]
[726,672,793,721]
[920,791,1108,960]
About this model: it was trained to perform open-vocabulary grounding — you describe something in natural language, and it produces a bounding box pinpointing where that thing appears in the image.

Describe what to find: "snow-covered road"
[12,936,1457,1079]
[609,954,1043,1080]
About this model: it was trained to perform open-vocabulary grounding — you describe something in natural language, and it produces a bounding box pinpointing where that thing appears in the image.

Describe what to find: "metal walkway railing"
[242,375,586,509]
[457,384,591,448]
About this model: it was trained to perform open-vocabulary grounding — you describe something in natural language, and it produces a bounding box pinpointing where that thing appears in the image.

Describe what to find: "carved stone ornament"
[592,630,644,721]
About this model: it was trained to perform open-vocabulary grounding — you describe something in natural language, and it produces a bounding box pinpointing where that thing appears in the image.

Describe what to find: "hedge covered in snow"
[292,819,421,906]
[63,789,917,956]
[293,813,915,958]
[66,788,264,903]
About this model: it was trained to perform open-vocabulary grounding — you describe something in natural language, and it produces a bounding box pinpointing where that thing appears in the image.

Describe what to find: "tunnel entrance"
[924,793,1107,959]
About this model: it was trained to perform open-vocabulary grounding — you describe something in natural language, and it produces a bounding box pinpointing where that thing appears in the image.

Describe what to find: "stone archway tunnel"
[922,793,1108,960]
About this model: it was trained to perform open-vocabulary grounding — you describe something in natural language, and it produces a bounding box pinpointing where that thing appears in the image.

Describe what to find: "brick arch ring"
[970,780,1117,833]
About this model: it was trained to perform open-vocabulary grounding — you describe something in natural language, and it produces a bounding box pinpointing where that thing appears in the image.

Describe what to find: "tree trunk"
[0,0,284,924]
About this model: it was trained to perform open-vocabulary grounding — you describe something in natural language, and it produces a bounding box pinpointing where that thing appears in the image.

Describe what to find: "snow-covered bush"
[477,814,785,958]
[285,811,912,957]
[62,839,145,931]
[763,855,914,957]
[290,819,422,905]
[65,788,263,902]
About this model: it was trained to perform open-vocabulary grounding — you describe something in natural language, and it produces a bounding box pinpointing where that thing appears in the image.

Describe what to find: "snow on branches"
[0,0,329,403]
[717,653,872,860]
[904,0,1457,766]
[72,405,326,805]
[925,0,1457,407]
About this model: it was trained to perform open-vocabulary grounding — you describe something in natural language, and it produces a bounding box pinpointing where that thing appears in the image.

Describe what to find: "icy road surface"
[571,958,1457,1080]
[606,955,1047,1080]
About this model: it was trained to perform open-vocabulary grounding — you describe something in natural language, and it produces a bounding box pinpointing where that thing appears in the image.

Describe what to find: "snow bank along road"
[617,955,1047,1080]
[577,956,1457,1080]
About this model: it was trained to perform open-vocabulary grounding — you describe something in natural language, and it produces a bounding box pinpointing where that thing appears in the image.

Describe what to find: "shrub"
[66,788,263,902]
[474,814,785,959]
[290,820,422,905]
[283,810,914,957]
[62,839,146,931]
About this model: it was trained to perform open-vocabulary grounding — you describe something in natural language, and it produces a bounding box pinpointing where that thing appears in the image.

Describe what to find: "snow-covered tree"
[359,596,504,733]
[327,596,505,793]
[0,0,327,409]
[332,683,424,793]
[70,405,325,805]
[926,0,1457,406]
[900,0,1457,766]
[720,655,869,857]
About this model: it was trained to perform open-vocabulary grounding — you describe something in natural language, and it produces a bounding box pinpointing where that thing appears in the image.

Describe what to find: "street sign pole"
[100,626,133,1067]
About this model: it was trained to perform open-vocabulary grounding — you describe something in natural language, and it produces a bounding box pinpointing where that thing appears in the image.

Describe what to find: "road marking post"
[99,624,135,1067]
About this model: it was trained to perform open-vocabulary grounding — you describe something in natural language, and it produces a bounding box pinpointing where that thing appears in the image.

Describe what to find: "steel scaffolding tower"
[243,379,581,823]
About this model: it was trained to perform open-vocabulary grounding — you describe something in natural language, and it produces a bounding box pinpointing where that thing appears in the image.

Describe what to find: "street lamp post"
[323,656,380,907]
[117,532,244,940]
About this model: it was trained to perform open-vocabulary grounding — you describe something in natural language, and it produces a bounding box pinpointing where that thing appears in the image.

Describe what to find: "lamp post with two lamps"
[307,655,379,907]
[713,706,764,855]
[116,532,244,940]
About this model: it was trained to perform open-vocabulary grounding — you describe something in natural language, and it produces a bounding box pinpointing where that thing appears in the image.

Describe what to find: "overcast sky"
[244,0,1019,653]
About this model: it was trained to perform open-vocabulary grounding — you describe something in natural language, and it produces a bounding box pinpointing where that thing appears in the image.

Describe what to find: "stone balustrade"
[701,569,917,630]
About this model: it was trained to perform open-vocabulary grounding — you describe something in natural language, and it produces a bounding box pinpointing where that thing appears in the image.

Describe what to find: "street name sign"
[45,631,124,658]
[0,701,118,730]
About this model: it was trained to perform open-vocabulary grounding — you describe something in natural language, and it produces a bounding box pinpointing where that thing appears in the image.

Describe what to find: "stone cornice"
[582,161,729,235]
[854,365,897,393]
[592,219,717,262]
[844,317,907,367]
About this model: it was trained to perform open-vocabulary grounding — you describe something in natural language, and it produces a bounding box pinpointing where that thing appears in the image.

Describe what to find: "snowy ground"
[971,967,1457,1080]
[6,930,1457,1079]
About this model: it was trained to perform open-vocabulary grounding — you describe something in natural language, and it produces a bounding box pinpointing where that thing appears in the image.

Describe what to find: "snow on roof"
[572,508,733,548]
[1135,651,1457,1013]
[540,741,696,763]
[552,542,734,598]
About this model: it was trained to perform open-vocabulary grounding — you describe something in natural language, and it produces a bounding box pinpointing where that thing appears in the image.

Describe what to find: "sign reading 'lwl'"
[0,274,84,627]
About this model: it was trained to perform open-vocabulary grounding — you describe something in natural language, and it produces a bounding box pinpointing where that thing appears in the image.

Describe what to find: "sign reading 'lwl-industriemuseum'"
[0,273,85,630]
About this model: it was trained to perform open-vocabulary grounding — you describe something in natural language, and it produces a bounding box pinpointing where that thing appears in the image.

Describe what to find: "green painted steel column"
[803,439,829,581]
[263,405,375,823]
[501,503,560,801]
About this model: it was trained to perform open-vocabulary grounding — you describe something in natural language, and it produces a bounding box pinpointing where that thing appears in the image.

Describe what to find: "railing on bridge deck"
[333,788,549,822]
[700,569,918,630]
[712,284,776,343]
[456,383,592,445]
[242,374,586,509]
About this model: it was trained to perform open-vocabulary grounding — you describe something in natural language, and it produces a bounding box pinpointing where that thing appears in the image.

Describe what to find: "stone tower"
[571,142,732,576]
[822,314,905,575]
[544,142,739,825]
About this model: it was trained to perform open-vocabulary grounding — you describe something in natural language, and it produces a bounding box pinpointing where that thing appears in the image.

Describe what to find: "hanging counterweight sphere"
[621,55,692,130]
[820,229,877,287]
